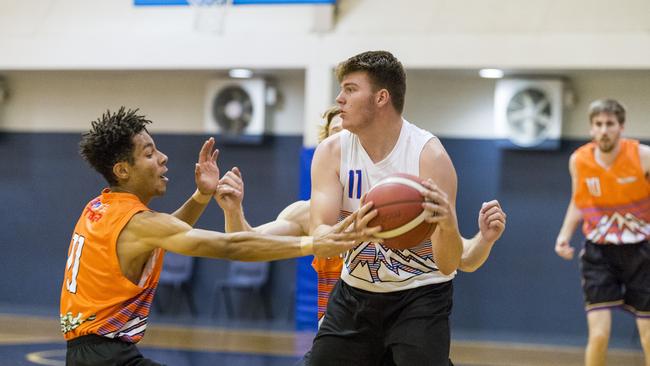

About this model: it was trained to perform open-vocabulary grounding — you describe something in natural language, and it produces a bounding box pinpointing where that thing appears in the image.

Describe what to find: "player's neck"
[358,116,403,163]
[110,184,152,205]
[594,143,621,168]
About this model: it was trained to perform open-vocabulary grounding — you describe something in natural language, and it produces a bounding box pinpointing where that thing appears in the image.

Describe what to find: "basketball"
[364,173,436,250]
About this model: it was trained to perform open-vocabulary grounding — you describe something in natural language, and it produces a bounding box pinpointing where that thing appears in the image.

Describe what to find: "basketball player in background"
[554,99,650,366]
[60,108,379,366]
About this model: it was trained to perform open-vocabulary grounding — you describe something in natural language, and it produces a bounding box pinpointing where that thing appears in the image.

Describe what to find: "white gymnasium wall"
[1,0,650,139]
[404,70,650,139]
[2,69,650,139]
[0,70,305,135]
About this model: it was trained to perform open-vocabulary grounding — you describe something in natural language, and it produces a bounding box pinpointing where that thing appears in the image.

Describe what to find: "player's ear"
[113,162,130,181]
[376,89,390,108]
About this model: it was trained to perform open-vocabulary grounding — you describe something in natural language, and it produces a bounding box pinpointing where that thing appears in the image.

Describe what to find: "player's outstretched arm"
[459,200,506,272]
[124,202,378,261]
[171,137,220,226]
[419,138,463,275]
[555,154,582,260]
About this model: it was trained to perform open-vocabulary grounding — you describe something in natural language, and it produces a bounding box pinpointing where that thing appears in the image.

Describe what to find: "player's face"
[327,115,343,137]
[127,132,169,199]
[335,71,378,133]
[590,112,623,153]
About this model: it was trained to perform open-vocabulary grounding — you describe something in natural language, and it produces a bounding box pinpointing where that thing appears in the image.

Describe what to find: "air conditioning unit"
[204,78,267,144]
[494,79,563,149]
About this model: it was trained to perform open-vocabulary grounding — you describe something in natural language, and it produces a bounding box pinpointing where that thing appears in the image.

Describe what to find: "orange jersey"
[573,139,650,244]
[60,189,164,343]
[312,256,343,320]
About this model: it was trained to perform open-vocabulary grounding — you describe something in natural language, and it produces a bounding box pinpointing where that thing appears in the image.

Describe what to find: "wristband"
[191,189,212,204]
[300,236,314,256]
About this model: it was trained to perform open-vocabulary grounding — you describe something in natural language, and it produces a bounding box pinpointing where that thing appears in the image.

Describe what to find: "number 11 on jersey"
[65,233,85,293]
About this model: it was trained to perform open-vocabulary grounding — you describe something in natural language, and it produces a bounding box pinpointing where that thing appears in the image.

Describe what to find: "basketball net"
[188,0,231,34]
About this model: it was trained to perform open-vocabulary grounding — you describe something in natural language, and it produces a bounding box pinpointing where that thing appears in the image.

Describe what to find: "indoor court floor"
[0,313,645,366]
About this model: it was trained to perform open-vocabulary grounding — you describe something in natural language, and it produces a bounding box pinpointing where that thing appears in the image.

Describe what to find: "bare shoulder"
[420,136,456,178]
[638,143,650,158]
[314,132,342,159]
[568,152,578,171]
[639,143,650,173]
[421,136,447,159]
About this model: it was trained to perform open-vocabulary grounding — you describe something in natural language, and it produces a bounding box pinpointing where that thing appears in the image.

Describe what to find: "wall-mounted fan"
[204,78,266,144]
[494,79,563,150]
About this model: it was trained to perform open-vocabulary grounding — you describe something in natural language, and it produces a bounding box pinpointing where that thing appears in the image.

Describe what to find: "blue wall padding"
[295,146,317,330]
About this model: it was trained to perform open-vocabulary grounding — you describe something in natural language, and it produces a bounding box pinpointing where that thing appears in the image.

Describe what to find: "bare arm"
[419,138,463,275]
[310,136,345,239]
[255,201,310,236]
[555,154,582,260]
[121,208,369,262]
[459,200,506,272]
[171,138,220,226]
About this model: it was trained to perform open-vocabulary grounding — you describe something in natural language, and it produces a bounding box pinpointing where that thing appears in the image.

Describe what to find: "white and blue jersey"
[338,120,455,293]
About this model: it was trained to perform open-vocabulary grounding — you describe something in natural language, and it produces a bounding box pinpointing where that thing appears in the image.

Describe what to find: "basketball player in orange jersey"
[60,107,381,366]
[555,99,650,366]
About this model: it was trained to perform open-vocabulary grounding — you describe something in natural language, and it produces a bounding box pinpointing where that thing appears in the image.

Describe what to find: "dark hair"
[335,50,406,113]
[588,99,626,124]
[318,105,342,143]
[79,107,152,185]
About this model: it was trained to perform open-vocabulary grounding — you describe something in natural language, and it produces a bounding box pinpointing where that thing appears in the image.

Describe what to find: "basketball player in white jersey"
[305,50,465,366]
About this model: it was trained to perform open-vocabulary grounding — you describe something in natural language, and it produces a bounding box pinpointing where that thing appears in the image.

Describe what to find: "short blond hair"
[317,106,342,143]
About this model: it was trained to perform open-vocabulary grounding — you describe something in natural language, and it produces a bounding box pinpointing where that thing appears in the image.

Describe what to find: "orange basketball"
[364,173,435,250]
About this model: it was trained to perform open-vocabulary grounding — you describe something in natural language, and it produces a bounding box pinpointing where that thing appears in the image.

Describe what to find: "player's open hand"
[195,137,220,195]
[313,203,382,257]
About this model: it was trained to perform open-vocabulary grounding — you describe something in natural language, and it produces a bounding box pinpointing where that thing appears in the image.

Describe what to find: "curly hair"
[335,50,406,113]
[79,107,152,186]
[317,106,342,143]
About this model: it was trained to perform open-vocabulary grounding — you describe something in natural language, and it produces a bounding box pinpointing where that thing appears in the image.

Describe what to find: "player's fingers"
[485,211,506,224]
[420,180,448,201]
[481,200,501,213]
[199,138,212,162]
[218,176,240,191]
[211,147,219,163]
[356,208,379,230]
[217,184,240,195]
[232,166,242,178]
[335,212,358,233]
[222,171,243,186]
[423,206,449,223]
[489,221,505,231]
